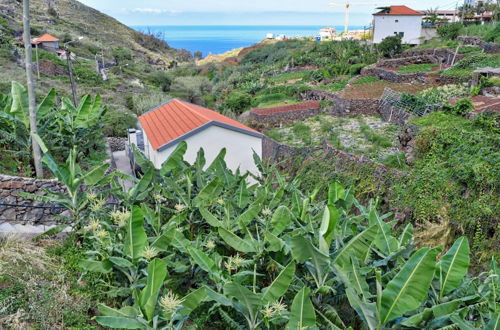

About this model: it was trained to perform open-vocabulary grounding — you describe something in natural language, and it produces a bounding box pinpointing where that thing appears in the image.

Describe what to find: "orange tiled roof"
[139,99,262,151]
[374,5,423,16]
[251,101,321,115]
[34,33,59,42]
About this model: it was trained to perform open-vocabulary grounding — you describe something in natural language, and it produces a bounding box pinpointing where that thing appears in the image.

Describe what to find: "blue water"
[131,25,364,57]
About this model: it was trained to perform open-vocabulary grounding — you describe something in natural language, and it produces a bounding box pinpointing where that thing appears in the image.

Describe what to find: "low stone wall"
[401,48,464,65]
[0,174,66,223]
[377,55,439,68]
[249,108,321,129]
[484,42,500,54]
[457,36,485,47]
[107,137,127,152]
[360,65,428,84]
[299,90,380,117]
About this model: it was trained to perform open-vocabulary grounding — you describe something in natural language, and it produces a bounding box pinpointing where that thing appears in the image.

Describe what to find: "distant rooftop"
[32,33,59,43]
[373,5,423,16]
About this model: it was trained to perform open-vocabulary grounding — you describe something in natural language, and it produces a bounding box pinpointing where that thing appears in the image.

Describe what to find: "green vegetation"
[0,82,107,176]
[11,141,499,329]
[266,115,400,162]
[394,112,499,261]
[378,35,403,58]
[351,75,380,85]
[398,63,437,74]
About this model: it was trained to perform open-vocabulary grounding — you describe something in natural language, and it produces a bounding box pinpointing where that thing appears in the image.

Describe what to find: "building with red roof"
[372,5,424,45]
[136,99,263,174]
[31,33,60,51]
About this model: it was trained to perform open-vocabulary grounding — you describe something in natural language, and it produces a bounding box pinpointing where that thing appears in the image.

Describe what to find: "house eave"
[155,121,263,152]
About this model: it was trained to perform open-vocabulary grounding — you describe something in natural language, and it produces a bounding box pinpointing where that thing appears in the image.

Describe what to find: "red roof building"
[32,33,59,44]
[139,99,261,151]
[374,5,423,16]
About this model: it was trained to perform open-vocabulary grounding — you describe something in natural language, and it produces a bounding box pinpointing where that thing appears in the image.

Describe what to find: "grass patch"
[352,76,380,85]
[358,117,393,148]
[257,99,301,109]
[268,71,308,84]
[398,63,437,74]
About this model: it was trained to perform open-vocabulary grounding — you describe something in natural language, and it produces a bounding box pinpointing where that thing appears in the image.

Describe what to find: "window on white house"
[398,32,405,37]
[395,19,399,22]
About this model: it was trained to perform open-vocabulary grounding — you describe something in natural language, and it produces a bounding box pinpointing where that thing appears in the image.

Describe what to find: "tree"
[194,51,203,60]
[437,22,464,40]
[22,0,43,177]
[378,35,403,58]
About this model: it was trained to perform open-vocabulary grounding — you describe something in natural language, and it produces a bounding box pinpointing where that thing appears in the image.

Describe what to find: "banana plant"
[19,136,111,229]
[95,258,207,329]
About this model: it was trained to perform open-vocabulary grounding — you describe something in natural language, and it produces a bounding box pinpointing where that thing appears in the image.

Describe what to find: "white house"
[137,99,263,175]
[372,6,424,44]
[319,27,336,40]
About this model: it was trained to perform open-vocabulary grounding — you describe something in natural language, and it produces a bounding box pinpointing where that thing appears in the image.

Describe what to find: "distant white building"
[372,5,424,44]
[319,27,336,40]
[266,33,275,39]
[422,10,459,23]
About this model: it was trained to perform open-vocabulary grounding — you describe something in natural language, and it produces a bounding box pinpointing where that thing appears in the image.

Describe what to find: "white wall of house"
[373,15,423,44]
[143,125,262,176]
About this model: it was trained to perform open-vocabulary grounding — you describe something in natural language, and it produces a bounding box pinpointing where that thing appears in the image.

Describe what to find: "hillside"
[0,0,193,136]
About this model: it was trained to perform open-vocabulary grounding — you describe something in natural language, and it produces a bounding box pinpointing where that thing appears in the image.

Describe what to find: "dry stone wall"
[360,65,428,84]
[0,174,66,223]
[299,90,380,117]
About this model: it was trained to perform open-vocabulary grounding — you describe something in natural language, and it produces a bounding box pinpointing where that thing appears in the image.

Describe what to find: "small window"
[394,32,397,34]
[398,32,405,37]
[395,19,399,23]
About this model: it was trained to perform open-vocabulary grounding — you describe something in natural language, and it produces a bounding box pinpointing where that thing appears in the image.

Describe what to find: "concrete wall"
[0,174,66,223]
[373,15,423,44]
[145,125,262,176]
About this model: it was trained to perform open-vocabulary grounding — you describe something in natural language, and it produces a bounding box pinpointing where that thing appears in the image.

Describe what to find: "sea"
[131,25,365,57]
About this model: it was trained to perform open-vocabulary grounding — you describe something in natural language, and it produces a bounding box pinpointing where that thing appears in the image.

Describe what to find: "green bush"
[104,109,137,137]
[349,63,366,75]
[223,90,252,113]
[149,71,172,92]
[378,35,403,58]
[443,98,474,116]
[437,23,464,40]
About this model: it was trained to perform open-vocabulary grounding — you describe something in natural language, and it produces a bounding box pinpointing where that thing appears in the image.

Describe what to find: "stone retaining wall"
[107,137,127,152]
[0,174,66,223]
[249,108,321,129]
[401,48,464,65]
[360,65,428,84]
[378,55,439,68]
[299,90,380,117]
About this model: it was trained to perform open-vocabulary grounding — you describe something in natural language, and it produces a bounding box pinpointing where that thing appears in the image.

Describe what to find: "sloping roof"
[374,5,423,16]
[33,33,59,42]
[138,99,262,151]
[251,101,321,115]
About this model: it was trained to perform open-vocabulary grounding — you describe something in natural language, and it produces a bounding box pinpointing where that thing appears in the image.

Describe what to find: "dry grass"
[0,236,93,329]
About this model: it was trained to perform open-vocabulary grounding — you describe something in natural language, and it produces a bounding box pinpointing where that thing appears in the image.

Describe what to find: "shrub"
[223,90,252,113]
[112,47,132,64]
[349,63,366,75]
[149,71,172,92]
[437,23,464,40]
[378,35,403,58]
[443,98,474,116]
[104,109,137,137]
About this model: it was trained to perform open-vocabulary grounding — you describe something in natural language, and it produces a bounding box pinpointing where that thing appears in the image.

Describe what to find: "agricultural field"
[266,115,403,163]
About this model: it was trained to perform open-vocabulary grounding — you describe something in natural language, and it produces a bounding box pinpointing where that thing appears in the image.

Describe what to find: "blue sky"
[79,0,461,26]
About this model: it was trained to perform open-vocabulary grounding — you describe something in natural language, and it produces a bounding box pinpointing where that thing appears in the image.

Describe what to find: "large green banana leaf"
[438,236,470,296]
[333,224,379,267]
[218,227,257,253]
[261,262,295,303]
[139,258,168,321]
[288,287,317,329]
[380,247,439,324]
[124,206,148,260]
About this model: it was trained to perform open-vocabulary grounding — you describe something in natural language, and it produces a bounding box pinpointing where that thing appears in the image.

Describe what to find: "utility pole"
[461,0,466,22]
[65,47,78,106]
[22,0,43,178]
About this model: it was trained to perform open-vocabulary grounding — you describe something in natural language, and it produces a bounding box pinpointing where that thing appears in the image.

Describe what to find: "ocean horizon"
[131,25,366,57]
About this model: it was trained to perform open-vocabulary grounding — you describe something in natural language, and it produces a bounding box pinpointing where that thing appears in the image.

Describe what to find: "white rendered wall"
[145,125,262,176]
[373,15,423,44]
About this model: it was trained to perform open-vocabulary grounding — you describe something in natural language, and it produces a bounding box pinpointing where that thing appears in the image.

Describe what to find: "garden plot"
[266,114,404,164]
[340,77,432,99]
